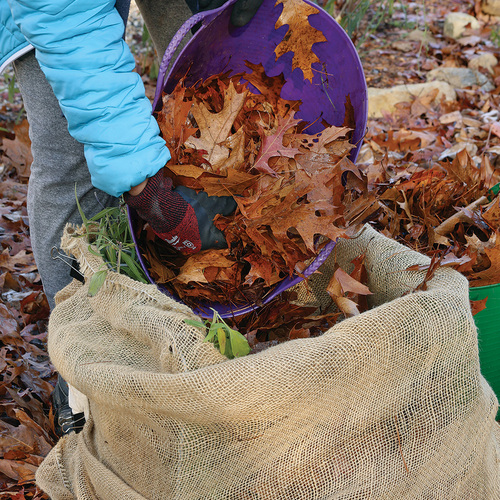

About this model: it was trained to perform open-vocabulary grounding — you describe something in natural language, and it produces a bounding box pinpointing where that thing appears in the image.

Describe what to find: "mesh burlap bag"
[36,224,500,499]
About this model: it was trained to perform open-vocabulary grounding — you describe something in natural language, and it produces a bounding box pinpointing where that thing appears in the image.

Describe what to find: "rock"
[408,29,437,45]
[367,82,457,118]
[482,0,500,16]
[427,67,493,90]
[392,40,414,52]
[468,53,498,74]
[443,13,480,39]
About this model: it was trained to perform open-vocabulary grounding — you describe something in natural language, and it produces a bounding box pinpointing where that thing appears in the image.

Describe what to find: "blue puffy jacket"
[1,0,170,197]
[0,2,32,73]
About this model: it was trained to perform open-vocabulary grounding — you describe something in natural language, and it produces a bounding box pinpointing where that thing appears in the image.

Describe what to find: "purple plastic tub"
[128,0,368,318]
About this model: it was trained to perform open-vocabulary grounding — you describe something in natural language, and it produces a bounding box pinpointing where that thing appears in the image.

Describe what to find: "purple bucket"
[128,0,368,318]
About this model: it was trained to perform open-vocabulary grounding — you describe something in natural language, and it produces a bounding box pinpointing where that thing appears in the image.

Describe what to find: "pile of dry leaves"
[360,146,499,288]
[135,65,363,318]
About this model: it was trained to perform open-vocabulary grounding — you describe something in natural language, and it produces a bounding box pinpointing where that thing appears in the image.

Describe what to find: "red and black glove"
[125,170,236,255]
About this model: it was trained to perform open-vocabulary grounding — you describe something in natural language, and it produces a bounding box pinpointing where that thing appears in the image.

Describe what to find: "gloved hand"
[125,170,236,255]
[198,0,264,26]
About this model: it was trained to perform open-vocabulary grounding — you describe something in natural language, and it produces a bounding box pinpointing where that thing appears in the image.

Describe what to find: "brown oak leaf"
[274,0,327,82]
[470,234,500,287]
[253,113,302,175]
[156,84,197,162]
[176,249,235,284]
[184,81,248,170]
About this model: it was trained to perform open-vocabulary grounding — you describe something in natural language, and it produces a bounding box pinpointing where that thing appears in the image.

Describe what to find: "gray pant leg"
[136,0,192,64]
[14,52,119,310]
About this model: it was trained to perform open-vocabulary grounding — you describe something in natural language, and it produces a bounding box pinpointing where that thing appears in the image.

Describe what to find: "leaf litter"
[133,63,366,342]
[0,180,56,499]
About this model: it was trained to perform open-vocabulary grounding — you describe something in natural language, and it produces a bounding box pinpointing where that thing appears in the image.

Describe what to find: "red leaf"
[253,113,302,175]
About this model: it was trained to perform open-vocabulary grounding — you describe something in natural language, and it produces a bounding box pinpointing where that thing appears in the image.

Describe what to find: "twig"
[434,195,489,237]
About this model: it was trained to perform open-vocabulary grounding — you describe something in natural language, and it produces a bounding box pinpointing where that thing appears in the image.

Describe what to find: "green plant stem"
[75,187,148,286]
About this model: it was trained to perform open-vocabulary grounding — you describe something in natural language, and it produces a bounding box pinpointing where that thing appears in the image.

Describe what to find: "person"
[1,0,263,434]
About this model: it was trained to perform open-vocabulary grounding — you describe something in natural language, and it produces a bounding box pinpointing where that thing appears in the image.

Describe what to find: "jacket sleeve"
[7,0,171,197]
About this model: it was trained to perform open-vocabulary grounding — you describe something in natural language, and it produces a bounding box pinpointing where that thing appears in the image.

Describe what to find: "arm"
[8,0,170,197]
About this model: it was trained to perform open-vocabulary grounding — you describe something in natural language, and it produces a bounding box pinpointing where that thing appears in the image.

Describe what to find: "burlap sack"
[36,224,500,499]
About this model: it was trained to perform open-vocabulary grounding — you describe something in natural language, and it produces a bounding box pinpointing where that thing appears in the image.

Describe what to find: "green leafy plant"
[3,72,19,103]
[491,26,500,47]
[185,309,251,359]
[141,25,159,80]
[1,72,25,123]
[75,188,148,296]
[324,0,394,46]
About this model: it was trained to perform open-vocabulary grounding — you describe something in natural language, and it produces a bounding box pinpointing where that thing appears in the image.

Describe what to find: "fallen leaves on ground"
[358,112,500,290]
[1,89,55,498]
[2,121,32,181]
[2,0,500,495]
[0,176,55,499]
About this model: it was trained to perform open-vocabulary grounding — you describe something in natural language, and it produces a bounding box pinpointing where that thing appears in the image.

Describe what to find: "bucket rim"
[469,282,500,292]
